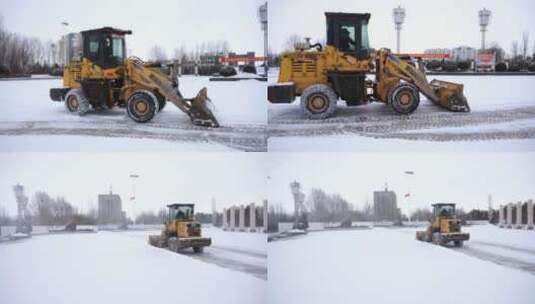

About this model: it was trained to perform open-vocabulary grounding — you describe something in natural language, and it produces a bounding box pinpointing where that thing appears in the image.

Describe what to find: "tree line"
[148,40,232,63]
[267,186,496,232]
[0,15,60,75]
[0,190,97,226]
[134,209,219,225]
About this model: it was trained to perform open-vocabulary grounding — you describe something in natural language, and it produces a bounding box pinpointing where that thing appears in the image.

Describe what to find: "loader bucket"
[186,87,220,128]
[429,79,470,112]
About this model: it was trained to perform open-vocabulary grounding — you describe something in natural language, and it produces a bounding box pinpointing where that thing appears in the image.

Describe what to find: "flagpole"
[130,174,139,225]
[404,171,414,223]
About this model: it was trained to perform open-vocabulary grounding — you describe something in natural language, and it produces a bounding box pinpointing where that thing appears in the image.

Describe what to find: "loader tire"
[64,88,90,116]
[155,92,166,112]
[300,84,337,119]
[454,240,463,247]
[168,237,179,252]
[126,90,159,123]
[193,246,203,253]
[388,83,420,114]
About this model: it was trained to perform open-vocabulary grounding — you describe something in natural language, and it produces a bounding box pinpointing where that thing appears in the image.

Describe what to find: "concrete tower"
[478,8,491,51]
[392,6,406,54]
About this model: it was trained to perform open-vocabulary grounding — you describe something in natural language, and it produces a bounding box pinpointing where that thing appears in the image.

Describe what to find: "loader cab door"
[82,29,128,69]
[325,12,371,59]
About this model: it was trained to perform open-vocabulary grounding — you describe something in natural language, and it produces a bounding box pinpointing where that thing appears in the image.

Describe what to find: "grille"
[291,58,317,75]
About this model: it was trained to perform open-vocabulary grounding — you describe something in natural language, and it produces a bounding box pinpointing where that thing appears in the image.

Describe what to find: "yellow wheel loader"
[416,203,469,247]
[268,13,470,119]
[149,204,211,253]
[50,27,219,127]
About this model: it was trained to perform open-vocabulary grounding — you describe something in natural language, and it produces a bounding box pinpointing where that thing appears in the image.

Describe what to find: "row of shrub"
[426,60,535,72]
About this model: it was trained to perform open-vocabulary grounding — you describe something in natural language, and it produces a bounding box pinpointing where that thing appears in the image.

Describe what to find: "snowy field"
[268,224,535,304]
[0,76,267,152]
[0,227,266,304]
[268,70,535,151]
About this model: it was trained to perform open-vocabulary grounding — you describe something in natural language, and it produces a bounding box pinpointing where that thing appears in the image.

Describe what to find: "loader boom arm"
[126,57,219,127]
[377,49,470,112]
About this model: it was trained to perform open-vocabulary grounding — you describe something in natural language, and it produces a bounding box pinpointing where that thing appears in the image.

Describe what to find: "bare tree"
[521,32,529,59]
[511,41,519,59]
[283,34,303,52]
[148,45,167,62]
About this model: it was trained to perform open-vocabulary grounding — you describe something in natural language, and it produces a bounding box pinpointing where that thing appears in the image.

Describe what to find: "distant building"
[373,187,400,222]
[424,48,452,59]
[98,191,123,225]
[452,46,477,62]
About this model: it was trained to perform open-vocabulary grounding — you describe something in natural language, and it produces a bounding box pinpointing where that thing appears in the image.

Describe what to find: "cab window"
[361,21,370,49]
[339,23,356,52]
[87,34,100,62]
[112,36,124,61]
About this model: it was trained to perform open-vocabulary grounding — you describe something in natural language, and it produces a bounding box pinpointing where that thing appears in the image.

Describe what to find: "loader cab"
[167,204,195,222]
[325,12,371,59]
[81,27,131,69]
[432,203,456,218]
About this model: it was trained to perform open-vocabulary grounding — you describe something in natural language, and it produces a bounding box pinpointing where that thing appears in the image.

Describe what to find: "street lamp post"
[392,6,406,54]
[478,8,491,51]
[60,22,70,66]
[258,2,268,76]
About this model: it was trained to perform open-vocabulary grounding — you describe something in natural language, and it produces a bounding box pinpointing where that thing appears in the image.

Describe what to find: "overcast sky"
[267,153,535,216]
[270,0,535,53]
[0,0,266,59]
[0,153,267,218]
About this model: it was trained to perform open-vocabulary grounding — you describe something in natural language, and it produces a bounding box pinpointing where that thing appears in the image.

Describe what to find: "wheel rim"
[308,94,328,113]
[133,99,149,115]
[67,96,79,111]
[399,92,412,106]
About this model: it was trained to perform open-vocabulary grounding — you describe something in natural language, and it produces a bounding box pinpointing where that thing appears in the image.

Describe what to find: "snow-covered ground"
[268,71,535,151]
[0,76,266,151]
[0,228,266,304]
[268,135,535,152]
[0,135,233,152]
[268,225,535,304]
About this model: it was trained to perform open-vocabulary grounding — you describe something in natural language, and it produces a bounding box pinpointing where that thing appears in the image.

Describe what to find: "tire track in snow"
[210,245,267,259]
[453,246,535,275]
[469,240,535,256]
[268,104,535,142]
[0,120,267,152]
[183,246,267,280]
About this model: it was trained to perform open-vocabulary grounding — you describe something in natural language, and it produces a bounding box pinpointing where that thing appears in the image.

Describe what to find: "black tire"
[454,240,463,247]
[155,92,166,112]
[495,62,507,72]
[126,90,159,123]
[388,83,420,114]
[242,65,257,74]
[168,237,179,252]
[193,246,203,253]
[64,88,90,116]
[220,66,237,77]
[300,84,338,119]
